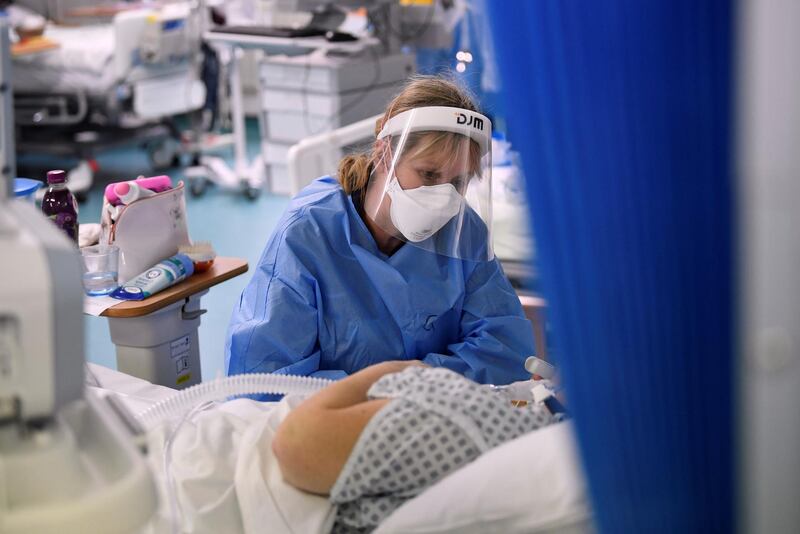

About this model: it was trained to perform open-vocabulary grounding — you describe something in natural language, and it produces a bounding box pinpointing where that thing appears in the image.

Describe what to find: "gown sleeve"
[224,212,347,380]
[421,258,535,384]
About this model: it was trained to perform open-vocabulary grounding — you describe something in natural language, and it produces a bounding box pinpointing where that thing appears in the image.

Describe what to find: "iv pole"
[0,10,16,200]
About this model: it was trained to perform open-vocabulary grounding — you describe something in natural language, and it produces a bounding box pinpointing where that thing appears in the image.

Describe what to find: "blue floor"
[25,121,289,381]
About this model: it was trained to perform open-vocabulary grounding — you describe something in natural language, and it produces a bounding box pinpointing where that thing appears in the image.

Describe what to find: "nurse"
[225,76,534,385]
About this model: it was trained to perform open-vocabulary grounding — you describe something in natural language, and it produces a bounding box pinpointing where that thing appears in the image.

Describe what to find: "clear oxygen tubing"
[136,372,334,429]
[138,373,334,534]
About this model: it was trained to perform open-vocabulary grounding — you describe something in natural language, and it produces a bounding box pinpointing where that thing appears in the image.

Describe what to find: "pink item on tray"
[114,181,155,205]
[104,175,173,206]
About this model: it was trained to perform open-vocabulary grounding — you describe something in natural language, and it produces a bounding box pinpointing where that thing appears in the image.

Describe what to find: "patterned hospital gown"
[329,366,557,533]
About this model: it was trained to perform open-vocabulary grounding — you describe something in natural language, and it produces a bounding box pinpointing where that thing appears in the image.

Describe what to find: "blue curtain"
[487,2,735,532]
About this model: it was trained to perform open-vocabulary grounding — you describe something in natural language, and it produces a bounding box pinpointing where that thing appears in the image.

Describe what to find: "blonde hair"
[337,75,482,195]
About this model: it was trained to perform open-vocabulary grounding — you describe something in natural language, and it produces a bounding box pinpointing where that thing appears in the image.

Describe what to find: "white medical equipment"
[187,0,454,198]
[137,371,332,428]
[188,27,407,199]
[525,356,556,379]
[107,290,209,390]
[12,2,206,195]
[258,50,414,195]
[93,257,247,390]
[225,0,456,52]
[0,17,156,531]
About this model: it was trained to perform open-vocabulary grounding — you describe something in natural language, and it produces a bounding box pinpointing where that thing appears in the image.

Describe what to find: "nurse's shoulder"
[257,176,347,272]
[276,176,349,250]
[285,176,347,217]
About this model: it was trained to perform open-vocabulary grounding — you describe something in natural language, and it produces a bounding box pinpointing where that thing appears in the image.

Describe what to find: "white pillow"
[375,421,593,534]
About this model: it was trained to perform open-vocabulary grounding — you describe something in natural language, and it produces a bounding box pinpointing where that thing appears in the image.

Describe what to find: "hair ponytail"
[337,153,373,195]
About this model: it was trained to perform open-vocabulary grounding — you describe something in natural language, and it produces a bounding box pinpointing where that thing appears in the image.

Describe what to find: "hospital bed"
[11,1,206,195]
[87,362,592,534]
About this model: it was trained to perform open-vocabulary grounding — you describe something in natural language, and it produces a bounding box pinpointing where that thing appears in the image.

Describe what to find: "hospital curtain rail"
[488,1,734,533]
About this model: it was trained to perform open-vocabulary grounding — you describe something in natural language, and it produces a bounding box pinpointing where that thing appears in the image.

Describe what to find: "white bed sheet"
[12,24,118,94]
[88,365,590,534]
[87,364,336,534]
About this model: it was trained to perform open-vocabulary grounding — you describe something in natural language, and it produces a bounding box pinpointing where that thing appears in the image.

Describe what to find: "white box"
[261,82,398,115]
[266,163,293,195]
[262,140,292,165]
[259,51,415,93]
[262,83,397,143]
[258,51,416,190]
[108,293,206,389]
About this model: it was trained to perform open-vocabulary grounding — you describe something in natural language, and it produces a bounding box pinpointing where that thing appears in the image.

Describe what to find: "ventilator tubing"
[137,373,333,428]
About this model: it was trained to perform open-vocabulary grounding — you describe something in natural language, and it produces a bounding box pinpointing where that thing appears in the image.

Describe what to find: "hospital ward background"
[1,1,799,533]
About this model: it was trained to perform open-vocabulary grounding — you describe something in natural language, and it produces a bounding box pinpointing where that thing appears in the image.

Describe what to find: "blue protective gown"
[225,177,534,385]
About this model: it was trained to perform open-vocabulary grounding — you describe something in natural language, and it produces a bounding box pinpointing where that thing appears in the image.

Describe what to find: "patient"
[273,361,558,533]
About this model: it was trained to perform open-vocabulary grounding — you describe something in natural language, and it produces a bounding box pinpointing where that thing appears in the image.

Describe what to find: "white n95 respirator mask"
[364,106,495,261]
[386,175,464,242]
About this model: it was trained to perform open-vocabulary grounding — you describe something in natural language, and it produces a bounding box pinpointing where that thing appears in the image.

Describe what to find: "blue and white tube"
[111,253,194,301]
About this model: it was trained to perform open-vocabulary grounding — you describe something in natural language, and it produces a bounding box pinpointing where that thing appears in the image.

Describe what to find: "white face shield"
[363,106,493,262]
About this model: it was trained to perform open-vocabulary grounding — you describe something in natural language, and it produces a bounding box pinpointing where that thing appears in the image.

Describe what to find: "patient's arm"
[272,361,424,495]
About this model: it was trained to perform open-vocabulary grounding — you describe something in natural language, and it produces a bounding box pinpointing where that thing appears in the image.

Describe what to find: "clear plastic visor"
[363,108,493,262]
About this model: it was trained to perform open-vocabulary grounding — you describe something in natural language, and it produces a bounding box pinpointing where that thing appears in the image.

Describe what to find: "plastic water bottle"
[41,169,79,244]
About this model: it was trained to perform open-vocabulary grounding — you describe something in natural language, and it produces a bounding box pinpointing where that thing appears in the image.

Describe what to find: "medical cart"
[97,257,248,389]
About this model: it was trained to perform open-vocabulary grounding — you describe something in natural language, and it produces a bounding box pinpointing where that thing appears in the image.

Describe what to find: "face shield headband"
[377,106,492,157]
[364,106,494,262]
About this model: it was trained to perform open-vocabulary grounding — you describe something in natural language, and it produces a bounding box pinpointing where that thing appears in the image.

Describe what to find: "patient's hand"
[529,364,566,406]
[536,376,567,406]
